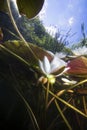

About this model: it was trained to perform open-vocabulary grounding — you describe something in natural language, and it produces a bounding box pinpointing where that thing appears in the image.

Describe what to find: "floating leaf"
[0,40,53,66]
[17,0,44,18]
[0,0,44,19]
[66,56,87,77]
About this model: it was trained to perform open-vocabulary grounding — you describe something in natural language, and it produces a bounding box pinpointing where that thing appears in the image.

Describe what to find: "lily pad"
[17,0,44,18]
[0,0,44,19]
[0,40,53,66]
[66,56,87,77]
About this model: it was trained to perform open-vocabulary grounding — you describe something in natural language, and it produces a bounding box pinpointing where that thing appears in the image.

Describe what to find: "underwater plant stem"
[55,99,72,130]
[6,0,38,60]
[9,65,40,130]
[43,85,87,118]
[47,89,73,109]
[47,79,87,103]
[82,96,87,115]
[47,98,73,130]
[45,81,50,110]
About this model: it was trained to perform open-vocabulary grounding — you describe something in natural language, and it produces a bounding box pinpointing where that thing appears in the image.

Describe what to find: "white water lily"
[72,46,87,56]
[47,51,66,58]
[55,52,66,58]
[39,55,69,76]
[62,78,77,85]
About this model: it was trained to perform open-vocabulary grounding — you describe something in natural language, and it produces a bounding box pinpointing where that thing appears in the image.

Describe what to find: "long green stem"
[47,98,73,130]
[6,0,38,60]
[82,96,87,114]
[43,85,87,118]
[48,79,87,103]
[45,82,50,110]
[55,99,72,130]
[47,79,87,109]
[47,89,73,109]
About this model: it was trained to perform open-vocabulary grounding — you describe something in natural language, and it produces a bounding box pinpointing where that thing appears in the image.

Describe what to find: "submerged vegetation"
[0,0,87,130]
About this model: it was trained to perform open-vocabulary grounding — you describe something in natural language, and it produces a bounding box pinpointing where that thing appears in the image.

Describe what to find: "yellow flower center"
[47,75,56,84]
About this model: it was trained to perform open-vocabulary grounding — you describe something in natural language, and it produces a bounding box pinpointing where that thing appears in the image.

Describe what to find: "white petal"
[43,56,51,74]
[62,67,70,73]
[55,67,70,77]
[46,51,54,57]
[72,46,87,56]
[62,78,72,83]
[39,60,46,74]
[50,56,66,73]
[55,52,66,58]
[61,78,77,85]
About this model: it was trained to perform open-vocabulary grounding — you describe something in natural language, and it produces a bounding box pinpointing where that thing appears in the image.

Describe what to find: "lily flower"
[47,51,66,58]
[72,46,87,56]
[39,55,69,76]
[46,51,54,57]
[39,55,70,84]
[55,52,66,59]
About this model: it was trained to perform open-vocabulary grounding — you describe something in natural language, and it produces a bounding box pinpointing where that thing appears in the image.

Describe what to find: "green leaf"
[55,99,72,130]
[43,86,87,118]
[0,40,53,66]
[17,0,44,18]
[0,0,44,19]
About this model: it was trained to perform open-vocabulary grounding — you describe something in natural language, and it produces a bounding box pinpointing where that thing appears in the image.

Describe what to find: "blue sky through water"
[39,0,87,46]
